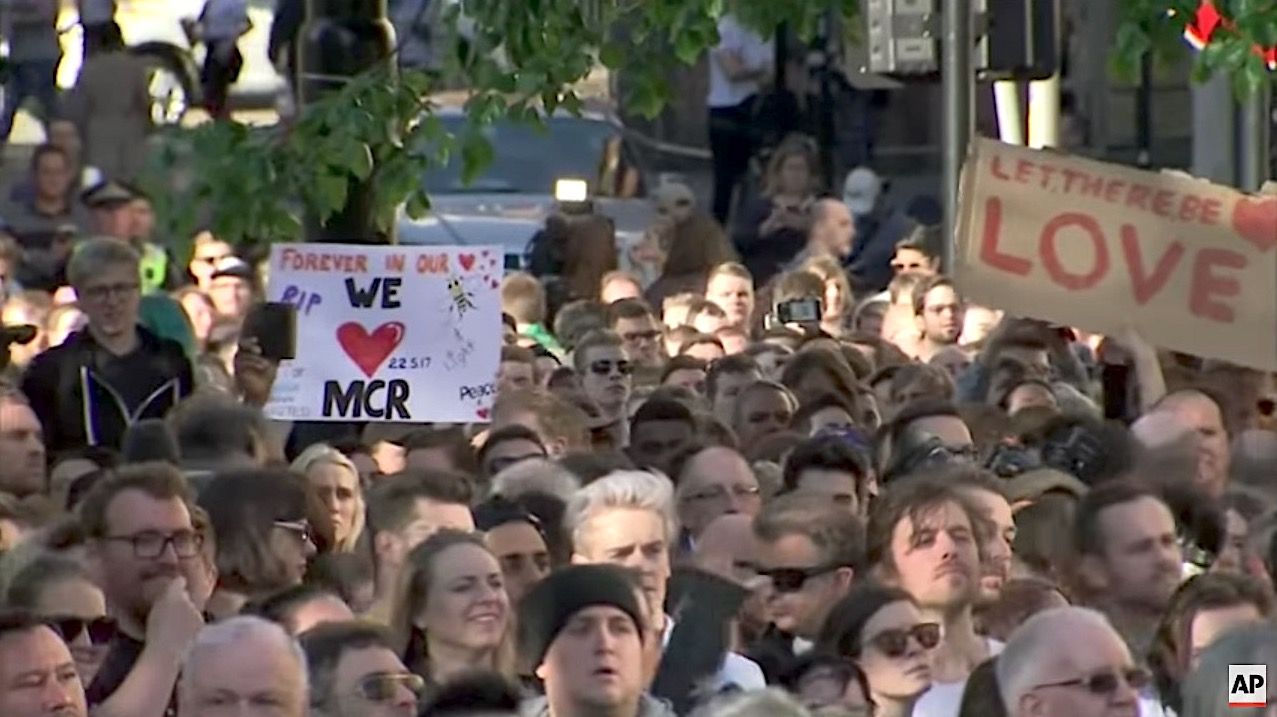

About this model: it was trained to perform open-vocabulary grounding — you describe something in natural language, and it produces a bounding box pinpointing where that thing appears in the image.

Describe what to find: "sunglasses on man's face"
[589,359,633,377]
[357,673,426,702]
[758,564,843,593]
[50,616,117,645]
[1035,667,1151,696]
[865,623,941,658]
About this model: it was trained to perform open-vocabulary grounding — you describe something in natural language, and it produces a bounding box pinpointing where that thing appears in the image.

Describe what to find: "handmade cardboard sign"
[263,244,502,422]
[954,137,1277,369]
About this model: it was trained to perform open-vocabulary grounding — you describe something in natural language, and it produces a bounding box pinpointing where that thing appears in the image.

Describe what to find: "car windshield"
[423,115,617,194]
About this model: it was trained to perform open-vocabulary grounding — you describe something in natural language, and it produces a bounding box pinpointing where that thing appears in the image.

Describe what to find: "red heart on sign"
[476,407,490,420]
[336,321,405,378]
[459,253,476,271]
[1231,196,1277,253]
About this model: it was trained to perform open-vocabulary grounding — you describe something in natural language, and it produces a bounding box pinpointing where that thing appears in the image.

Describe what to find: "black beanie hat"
[517,564,645,666]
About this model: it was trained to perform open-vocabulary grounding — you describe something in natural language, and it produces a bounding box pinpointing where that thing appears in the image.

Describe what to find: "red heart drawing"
[476,407,490,420]
[1231,197,1277,253]
[459,253,476,271]
[336,321,405,378]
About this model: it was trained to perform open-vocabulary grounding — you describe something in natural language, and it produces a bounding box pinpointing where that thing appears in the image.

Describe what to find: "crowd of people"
[0,126,1274,717]
[0,7,1275,717]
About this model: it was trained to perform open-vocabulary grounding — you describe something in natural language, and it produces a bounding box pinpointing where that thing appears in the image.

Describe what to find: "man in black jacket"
[22,237,193,452]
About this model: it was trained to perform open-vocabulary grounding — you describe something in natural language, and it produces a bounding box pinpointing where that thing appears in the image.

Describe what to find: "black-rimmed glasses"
[102,530,203,559]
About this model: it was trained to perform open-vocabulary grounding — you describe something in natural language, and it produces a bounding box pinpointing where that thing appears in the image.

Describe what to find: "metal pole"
[1028,72,1061,149]
[1134,52,1152,167]
[1238,84,1272,192]
[1191,74,1236,185]
[941,0,973,274]
[993,80,1024,145]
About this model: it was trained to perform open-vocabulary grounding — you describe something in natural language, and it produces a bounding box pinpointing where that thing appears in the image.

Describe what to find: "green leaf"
[406,190,432,219]
[599,42,626,69]
[460,132,496,184]
[313,173,349,219]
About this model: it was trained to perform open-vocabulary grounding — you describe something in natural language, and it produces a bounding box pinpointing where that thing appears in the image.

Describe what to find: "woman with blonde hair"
[733,136,821,285]
[291,444,366,553]
[391,530,516,693]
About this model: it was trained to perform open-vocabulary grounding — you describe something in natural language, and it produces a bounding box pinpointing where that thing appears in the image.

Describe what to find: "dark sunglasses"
[758,564,844,593]
[589,359,633,376]
[1259,398,1276,417]
[49,616,116,645]
[357,673,426,702]
[865,623,941,658]
[1036,667,1151,696]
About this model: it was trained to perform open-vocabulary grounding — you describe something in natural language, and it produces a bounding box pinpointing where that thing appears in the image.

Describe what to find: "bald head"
[1150,390,1231,497]
[694,513,759,583]
[996,607,1137,717]
[179,617,308,717]
[810,199,854,258]
[1232,429,1277,492]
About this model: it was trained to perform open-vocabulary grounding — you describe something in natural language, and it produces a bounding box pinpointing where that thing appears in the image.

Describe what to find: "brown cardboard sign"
[954,137,1277,369]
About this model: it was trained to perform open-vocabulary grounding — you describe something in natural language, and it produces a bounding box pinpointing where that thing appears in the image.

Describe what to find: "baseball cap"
[842,167,882,215]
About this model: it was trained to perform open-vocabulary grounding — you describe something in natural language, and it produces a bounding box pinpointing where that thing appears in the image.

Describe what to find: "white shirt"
[913,638,1005,717]
[706,15,772,109]
[201,0,248,41]
[661,617,766,692]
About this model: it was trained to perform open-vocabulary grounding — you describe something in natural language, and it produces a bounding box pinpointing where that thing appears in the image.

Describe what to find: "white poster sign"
[264,243,502,422]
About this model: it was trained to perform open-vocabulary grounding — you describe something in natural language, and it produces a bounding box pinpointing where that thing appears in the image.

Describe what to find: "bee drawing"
[447,275,477,317]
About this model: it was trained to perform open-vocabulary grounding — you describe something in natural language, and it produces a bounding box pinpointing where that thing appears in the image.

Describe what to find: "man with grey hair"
[995,607,1144,717]
[567,470,765,694]
[178,616,308,717]
[21,237,193,452]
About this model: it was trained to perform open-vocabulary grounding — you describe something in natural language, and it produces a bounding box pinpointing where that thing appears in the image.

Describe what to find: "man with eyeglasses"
[21,237,193,453]
[748,494,860,682]
[300,621,420,717]
[996,607,1143,717]
[573,330,634,444]
[608,299,666,371]
[178,616,308,717]
[79,464,210,714]
[673,445,762,546]
[881,400,976,482]
[912,276,966,363]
